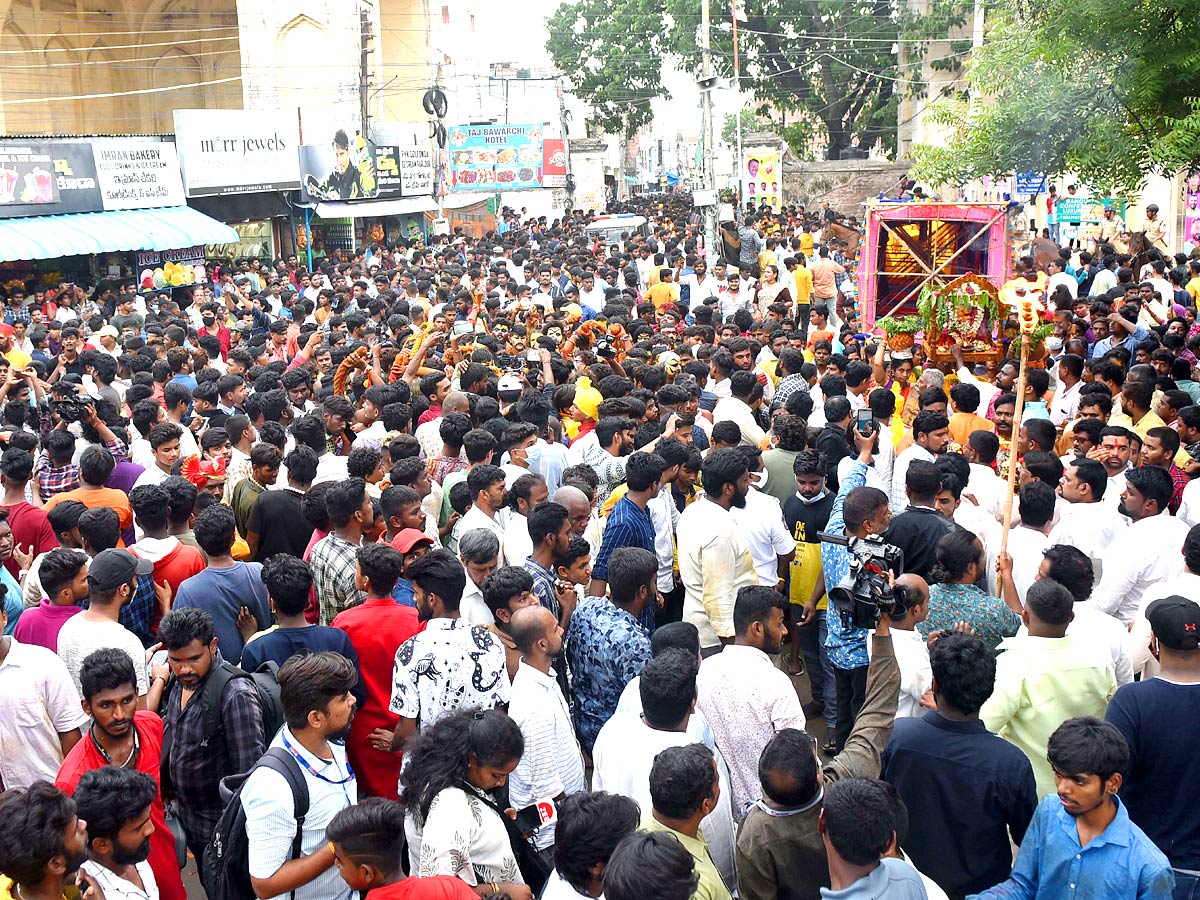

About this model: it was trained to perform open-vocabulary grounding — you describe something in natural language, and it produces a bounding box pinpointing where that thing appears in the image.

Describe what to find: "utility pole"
[700,0,718,258]
[732,0,743,205]
[557,77,576,212]
[359,6,372,136]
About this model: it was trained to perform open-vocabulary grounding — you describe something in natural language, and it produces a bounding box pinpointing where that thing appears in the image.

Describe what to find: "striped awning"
[0,206,240,262]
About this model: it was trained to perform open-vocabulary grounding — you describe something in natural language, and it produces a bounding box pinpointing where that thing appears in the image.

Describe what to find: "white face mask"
[1046,337,1064,352]
[751,470,768,489]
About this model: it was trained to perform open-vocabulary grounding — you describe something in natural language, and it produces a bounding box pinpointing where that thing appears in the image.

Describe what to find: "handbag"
[463,783,551,895]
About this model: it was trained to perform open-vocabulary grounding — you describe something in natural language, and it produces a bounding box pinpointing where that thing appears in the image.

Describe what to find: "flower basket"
[877,314,922,351]
[917,274,1003,364]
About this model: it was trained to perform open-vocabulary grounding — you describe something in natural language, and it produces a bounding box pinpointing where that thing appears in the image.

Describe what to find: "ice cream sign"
[0,144,60,206]
[135,245,207,294]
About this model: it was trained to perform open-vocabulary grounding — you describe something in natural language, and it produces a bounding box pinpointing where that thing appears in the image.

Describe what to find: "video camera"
[50,392,96,424]
[818,532,905,630]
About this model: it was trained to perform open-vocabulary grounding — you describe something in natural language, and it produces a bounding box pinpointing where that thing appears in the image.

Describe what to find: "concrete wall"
[784,159,913,215]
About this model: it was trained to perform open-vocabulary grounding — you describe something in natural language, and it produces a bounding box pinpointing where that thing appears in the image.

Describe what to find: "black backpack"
[199,660,287,747]
[161,661,285,805]
[202,747,309,900]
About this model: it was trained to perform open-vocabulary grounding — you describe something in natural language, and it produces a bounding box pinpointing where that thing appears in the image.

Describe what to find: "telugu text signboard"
[447,124,543,192]
[92,140,185,210]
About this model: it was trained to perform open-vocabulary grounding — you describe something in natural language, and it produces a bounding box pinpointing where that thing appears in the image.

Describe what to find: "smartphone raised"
[855,408,875,435]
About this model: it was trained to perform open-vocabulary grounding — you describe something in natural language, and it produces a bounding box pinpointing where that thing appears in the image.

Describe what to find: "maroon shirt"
[1,501,59,581]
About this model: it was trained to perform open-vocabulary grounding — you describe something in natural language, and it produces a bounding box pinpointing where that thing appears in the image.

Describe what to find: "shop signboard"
[92,140,185,210]
[173,109,301,197]
[1014,172,1047,196]
[1055,196,1126,224]
[741,148,781,211]
[543,138,567,188]
[0,142,101,218]
[446,124,543,192]
[0,143,59,208]
[370,123,434,198]
[134,245,208,294]
[298,128,378,203]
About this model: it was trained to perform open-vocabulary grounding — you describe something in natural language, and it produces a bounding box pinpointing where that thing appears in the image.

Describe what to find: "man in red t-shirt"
[327,798,478,900]
[331,544,420,799]
[55,648,186,900]
[0,447,60,581]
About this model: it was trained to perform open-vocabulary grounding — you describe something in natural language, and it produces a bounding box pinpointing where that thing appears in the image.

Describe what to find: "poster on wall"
[447,124,543,192]
[135,245,207,294]
[543,139,567,188]
[0,144,59,207]
[173,109,301,197]
[92,140,185,210]
[374,145,434,197]
[298,128,378,202]
[1185,171,1200,253]
[741,149,781,211]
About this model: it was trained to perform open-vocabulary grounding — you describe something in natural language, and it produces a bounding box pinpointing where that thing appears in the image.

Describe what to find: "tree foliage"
[546,0,973,158]
[912,0,1200,194]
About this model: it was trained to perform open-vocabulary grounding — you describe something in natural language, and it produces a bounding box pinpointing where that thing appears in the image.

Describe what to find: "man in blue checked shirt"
[820,424,895,754]
[969,716,1174,900]
[588,451,666,632]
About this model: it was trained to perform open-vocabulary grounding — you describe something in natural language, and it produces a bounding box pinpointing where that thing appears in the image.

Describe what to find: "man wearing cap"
[0,322,31,371]
[1143,203,1169,253]
[390,528,433,608]
[1096,203,1124,252]
[1106,595,1200,898]
[94,325,122,359]
[55,548,157,704]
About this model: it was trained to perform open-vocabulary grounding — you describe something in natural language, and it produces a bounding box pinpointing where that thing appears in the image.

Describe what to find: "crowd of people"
[0,193,1197,900]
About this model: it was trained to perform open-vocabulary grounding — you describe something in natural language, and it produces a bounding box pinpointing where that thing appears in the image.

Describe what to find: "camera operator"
[812,424,895,754]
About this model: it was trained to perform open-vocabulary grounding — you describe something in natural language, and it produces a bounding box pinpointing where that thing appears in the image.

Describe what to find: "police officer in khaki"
[1095,203,1124,253]
[1144,203,1169,253]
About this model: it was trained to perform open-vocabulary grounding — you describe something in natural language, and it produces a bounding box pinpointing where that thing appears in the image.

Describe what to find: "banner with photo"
[298,128,378,203]
[1185,171,1200,251]
[742,149,781,211]
[446,124,543,192]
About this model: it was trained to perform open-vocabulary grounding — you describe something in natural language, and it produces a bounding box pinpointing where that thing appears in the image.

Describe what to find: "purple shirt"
[12,599,81,652]
[107,459,145,545]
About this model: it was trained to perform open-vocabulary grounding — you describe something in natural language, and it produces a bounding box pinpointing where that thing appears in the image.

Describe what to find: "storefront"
[295,122,437,260]
[0,138,237,293]
[173,109,302,267]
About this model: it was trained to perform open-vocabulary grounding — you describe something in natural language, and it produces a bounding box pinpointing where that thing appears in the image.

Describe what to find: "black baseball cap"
[1146,595,1200,651]
[87,549,153,591]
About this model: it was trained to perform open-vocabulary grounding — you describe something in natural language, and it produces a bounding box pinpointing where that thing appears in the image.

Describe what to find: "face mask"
[1046,336,1063,351]
[751,471,768,489]
[794,489,828,505]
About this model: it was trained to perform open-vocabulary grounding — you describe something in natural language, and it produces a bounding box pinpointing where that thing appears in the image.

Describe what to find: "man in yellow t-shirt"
[0,324,31,371]
[1186,259,1200,305]
[644,269,680,312]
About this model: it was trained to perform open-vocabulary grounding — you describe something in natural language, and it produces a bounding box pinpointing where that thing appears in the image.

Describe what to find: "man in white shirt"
[1046,257,1078,299]
[695,585,805,818]
[242,653,358,900]
[1050,458,1127,585]
[678,450,760,651]
[719,273,751,322]
[1092,465,1189,624]
[507,606,586,852]
[712,371,767,448]
[577,273,608,311]
[1048,355,1084,426]
[452,465,509,562]
[540,792,640,900]
[1026,545,1133,685]
[457,528,500,627]
[592,649,738,891]
[867,574,932,721]
[502,473,547,568]
[732,448,796,587]
[74,766,160,900]
[56,549,152,700]
[1128,525,1200,678]
[0,604,90,789]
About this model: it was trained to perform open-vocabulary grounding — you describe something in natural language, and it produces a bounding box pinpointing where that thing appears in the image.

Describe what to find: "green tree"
[546,0,973,159]
[912,0,1200,194]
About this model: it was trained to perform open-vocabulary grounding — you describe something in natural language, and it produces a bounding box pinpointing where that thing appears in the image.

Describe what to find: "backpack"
[202,747,309,900]
[160,661,285,804]
[200,660,287,748]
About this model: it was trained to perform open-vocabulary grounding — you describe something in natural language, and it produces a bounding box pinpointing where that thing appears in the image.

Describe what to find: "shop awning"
[314,197,439,219]
[0,206,239,262]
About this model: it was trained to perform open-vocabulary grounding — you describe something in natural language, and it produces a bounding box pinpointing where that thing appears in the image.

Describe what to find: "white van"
[584,214,649,248]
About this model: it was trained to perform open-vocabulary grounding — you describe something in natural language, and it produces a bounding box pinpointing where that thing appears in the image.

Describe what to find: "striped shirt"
[593,496,656,631]
[507,661,586,850]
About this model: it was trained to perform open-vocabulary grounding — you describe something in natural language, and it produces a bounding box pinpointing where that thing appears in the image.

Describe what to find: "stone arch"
[44,35,83,134]
[151,46,204,132]
[274,15,331,123]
